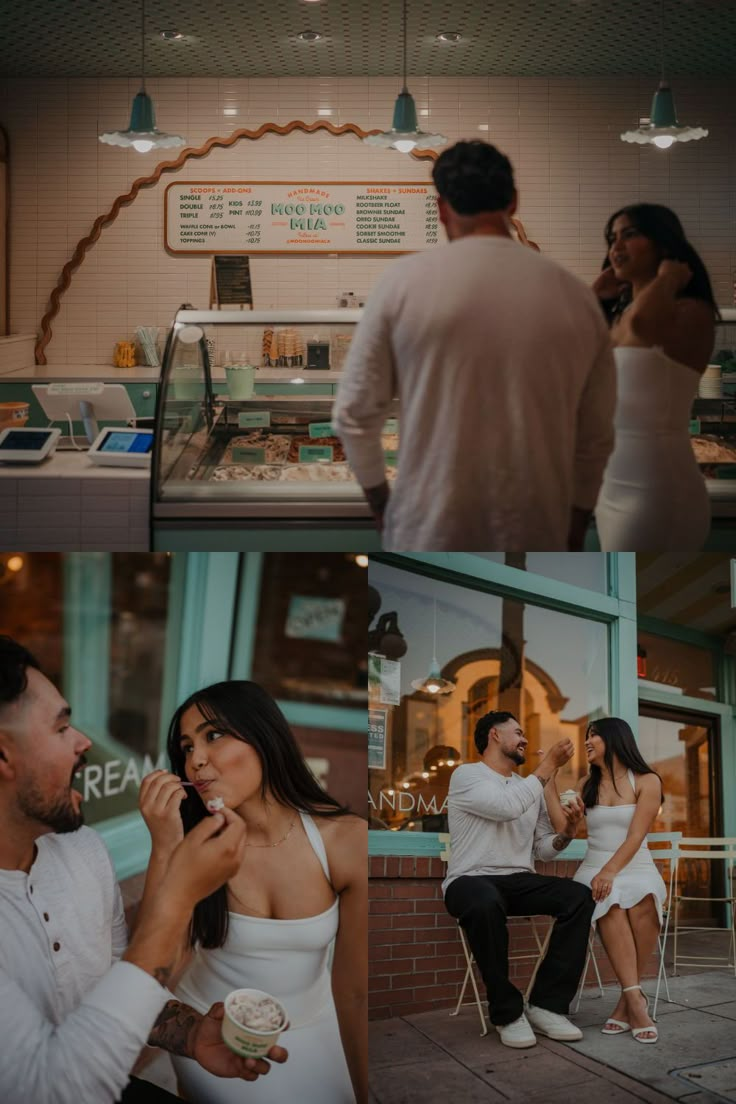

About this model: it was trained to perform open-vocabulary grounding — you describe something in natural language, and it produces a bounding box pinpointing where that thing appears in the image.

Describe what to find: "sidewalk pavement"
[369,972,736,1104]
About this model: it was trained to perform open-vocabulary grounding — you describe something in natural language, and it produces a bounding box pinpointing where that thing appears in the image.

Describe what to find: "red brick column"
[369,854,656,1020]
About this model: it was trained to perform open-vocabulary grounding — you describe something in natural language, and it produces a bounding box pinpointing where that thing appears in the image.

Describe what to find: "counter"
[0,450,149,551]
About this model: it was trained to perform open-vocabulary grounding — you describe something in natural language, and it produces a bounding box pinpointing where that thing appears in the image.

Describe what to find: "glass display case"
[152,309,397,537]
[692,310,736,509]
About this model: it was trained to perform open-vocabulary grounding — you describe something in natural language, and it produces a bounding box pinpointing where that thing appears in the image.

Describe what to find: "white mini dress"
[572,770,666,924]
[596,346,710,553]
[172,810,355,1103]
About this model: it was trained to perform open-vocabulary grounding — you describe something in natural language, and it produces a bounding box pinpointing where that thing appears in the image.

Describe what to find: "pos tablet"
[0,427,61,464]
[87,427,154,468]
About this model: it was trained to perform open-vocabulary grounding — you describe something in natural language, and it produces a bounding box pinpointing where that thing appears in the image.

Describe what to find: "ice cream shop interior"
[2,2,736,550]
[368,553,736,1019]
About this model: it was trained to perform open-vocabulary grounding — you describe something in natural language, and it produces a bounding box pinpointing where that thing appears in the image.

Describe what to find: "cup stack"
[699,365,722,399]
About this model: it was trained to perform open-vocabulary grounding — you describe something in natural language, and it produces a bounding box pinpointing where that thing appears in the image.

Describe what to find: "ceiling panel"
[1,1,735,79]
[636,555,736,636]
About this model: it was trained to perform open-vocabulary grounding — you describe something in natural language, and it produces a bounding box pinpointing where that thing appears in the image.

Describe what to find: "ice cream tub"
[559,789,579,807]
[222,988,289,1059]
[225,364,255,400]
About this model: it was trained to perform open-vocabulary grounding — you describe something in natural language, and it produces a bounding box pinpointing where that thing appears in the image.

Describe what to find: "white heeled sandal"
[622,985,658,1044]
[601,995,630,1035]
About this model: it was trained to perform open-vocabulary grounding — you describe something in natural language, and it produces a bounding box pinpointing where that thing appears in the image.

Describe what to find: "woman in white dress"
[548,718,666,1043]
[138,680,367,1103]
[592,203,718,552]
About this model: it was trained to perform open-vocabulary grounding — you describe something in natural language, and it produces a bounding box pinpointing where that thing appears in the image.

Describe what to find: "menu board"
[213,255,253,305]
[165,181,439,255]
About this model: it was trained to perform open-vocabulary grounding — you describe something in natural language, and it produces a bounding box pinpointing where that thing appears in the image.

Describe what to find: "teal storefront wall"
[368,553,736,859]
[57,552,365,880]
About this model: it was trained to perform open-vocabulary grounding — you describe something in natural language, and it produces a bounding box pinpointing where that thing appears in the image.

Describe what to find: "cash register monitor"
[32,383,137,445]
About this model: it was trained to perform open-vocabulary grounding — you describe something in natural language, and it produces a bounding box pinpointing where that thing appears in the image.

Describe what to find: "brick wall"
[369,854,659,1020]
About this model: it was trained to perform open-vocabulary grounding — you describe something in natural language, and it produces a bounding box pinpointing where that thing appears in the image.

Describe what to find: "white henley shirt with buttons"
[442,761,561,895]
[0,826,170,1104]
[332,235,616,552]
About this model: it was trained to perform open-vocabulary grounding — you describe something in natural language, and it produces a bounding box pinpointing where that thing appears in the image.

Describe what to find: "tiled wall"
[2,75,735,365]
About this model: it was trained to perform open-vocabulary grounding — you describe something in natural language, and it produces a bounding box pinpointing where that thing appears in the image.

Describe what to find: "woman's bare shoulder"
[636,772,661,795]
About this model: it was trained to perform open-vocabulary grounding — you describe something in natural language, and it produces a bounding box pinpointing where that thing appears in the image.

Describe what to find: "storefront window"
[0,552,174,825]
[368,561,610,831]
[250,553,367,709]
[467,553,609,594]
[637,631,717,701]
[638,709,720,923]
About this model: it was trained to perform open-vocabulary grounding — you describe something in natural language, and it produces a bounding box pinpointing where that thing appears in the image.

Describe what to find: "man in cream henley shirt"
[442,710,594,1044]
[442,762,560,894]
[333,140,615,551]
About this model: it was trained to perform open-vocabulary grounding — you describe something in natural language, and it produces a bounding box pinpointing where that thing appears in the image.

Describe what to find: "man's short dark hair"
[432,140,515,216]
[0,636,41,709]
[474,710,518,754]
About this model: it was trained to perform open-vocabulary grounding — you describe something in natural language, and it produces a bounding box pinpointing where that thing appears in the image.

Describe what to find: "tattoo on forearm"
[552,834,572,852]
[148,1000,200,1057]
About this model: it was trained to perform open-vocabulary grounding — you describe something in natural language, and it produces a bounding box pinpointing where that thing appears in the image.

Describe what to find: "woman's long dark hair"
[599,203,719,325]
[167,680,350,948]
[581,717,663,809]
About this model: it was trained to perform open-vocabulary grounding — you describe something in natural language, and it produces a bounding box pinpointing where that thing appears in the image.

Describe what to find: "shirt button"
[29,885,33,894]
[53,942,61,952]
[44,913,50,922]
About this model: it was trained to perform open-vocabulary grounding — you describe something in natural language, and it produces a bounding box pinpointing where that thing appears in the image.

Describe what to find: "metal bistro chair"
[648,831,682,1019]
[671,837,736,977]
[438,833,552,1037]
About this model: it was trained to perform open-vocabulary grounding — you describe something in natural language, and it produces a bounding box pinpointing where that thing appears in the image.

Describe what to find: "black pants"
[444,872,595,1026]
[118,1076,182,1103]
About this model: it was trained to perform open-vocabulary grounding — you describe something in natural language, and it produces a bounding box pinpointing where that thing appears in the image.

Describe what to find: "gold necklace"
[244,818,296,849]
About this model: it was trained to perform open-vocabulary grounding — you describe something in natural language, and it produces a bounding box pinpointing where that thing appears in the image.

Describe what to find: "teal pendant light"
[621,0,707,149]
[410,600,456,696]
[364,0,447,153]
[99,0,186,153]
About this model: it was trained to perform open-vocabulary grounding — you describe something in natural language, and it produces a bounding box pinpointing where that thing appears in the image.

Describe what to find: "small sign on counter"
[308,421,335,438]
[238,411,271,428]
[299,445,334,462]
[232,446,266,464]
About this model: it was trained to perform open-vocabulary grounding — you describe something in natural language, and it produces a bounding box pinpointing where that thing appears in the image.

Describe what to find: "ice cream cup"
[560,789,579,807]
[222,988,289,1059]
[225,364,255,400]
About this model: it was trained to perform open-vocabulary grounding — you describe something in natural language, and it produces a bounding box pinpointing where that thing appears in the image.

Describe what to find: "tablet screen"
[99,431,153,455]
[0,431,53,451]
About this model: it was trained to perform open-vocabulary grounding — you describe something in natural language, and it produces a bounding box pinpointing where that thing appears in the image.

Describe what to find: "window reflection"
[0,553,173,825]
[369,561,610,831]
[468,553,609,593]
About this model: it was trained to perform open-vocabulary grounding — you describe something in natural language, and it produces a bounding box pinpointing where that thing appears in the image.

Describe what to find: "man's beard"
[17,777,84,834]
[507,747,526,765]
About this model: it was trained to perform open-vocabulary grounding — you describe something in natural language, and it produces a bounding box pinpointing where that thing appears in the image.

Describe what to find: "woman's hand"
[561,796,585,836]
[593,268,626,301]
[590,868,615,903]
[657,258,692,291]
[139,769,187,855]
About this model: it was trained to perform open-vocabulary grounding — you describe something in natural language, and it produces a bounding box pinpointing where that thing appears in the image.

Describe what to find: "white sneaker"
[496,1013,537,1049]
[526,1004,583,1041]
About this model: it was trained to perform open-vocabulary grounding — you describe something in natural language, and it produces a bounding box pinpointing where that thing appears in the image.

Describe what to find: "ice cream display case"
[151,309,395,549]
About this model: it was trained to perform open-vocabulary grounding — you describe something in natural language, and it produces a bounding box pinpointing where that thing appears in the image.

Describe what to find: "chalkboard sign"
[211,255,253,308]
